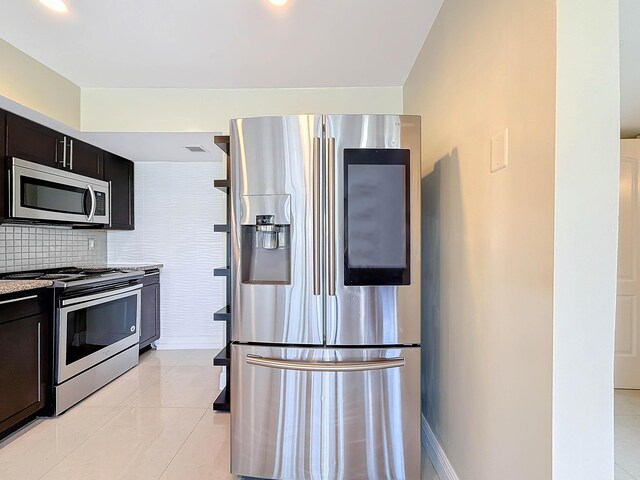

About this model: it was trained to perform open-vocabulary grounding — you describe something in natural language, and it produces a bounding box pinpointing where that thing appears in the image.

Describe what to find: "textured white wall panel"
[108,162,226,350]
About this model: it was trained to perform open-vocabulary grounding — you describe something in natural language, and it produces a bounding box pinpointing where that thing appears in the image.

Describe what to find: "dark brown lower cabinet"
[0,290,51,439]
[139,271,161,349]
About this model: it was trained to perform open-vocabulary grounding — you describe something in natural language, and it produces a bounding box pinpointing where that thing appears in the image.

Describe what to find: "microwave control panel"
[95,192,106,216]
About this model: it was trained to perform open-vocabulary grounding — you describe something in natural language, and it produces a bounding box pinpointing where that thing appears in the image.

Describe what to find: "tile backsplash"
[0,225,107,273]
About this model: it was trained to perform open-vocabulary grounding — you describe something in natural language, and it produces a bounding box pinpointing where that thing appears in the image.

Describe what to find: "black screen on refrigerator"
[343,148,410,286]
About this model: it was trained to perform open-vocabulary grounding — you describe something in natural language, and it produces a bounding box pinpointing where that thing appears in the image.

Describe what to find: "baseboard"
[422,415,460,480]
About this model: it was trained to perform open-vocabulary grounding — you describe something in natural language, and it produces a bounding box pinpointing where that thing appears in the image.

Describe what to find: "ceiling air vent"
[184,145,208,153]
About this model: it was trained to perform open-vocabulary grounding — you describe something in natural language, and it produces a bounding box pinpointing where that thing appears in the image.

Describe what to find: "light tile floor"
[0,349,440,480]
[616,389,640,480]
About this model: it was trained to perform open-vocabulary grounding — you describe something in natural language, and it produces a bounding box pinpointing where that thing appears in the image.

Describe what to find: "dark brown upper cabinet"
[104,151,135,230]
[65,137,103,180]
[5,113,104,180]
[0,111,7,221]
[6,112,62,169]
[0,110,6,157]
[1,110,134,229]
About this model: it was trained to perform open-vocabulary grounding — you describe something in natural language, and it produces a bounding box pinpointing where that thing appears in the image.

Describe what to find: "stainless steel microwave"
[10,158,110,225]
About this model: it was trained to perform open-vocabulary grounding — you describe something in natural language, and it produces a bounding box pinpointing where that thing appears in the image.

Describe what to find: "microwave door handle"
[87,185,96,222]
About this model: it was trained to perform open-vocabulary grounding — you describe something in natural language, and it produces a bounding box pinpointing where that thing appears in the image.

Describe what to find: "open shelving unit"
[213,135,232,412]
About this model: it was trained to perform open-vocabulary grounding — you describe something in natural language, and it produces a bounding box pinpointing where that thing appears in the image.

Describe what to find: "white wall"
[553,0,620,478]
[107,161,226,350]
[403,0,556,478]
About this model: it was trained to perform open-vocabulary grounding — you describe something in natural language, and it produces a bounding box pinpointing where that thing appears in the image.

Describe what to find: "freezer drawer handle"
[246,354,405,372]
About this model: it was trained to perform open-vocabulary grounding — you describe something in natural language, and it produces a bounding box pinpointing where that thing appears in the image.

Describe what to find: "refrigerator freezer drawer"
[231,344,420,480]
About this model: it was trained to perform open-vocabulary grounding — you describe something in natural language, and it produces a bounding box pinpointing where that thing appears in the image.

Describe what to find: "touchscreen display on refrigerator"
[344,148,410,285]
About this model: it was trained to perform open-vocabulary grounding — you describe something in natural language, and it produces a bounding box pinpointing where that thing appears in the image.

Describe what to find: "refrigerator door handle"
[327,136,336,296]
[313,136,321,296]
[246,354,405,372]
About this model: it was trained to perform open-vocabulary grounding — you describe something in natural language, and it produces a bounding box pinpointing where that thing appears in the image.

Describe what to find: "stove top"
[0,267,144,289]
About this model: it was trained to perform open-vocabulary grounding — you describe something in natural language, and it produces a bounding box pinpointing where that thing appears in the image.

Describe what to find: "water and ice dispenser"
[240,195,291,285]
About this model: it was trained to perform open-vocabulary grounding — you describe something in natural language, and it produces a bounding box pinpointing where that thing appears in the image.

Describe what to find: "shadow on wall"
[421,147,470,429]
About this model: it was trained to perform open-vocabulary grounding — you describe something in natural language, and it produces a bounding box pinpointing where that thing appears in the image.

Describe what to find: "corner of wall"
[422,415,460,480]
[0,39,81,129]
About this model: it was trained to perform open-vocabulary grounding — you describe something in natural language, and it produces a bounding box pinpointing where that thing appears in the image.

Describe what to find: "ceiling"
[621,0,640,138]
[4,0,636,138]
[81,132,222,163]
[0,0,439,89]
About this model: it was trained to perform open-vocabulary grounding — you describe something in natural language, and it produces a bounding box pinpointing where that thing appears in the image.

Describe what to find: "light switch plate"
[88,238,95,250]
[491,128,509,173]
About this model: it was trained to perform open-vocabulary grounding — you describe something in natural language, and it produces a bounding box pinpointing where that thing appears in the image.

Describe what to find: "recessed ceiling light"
[268,0,288,6]
[39,0,68,13]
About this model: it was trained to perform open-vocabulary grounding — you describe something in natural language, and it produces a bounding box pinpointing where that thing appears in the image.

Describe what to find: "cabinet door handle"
[61,137,67,168]
[37,322,41,402]
[109,181,112,227]
[0,294,37,305]
[69,139,74,171]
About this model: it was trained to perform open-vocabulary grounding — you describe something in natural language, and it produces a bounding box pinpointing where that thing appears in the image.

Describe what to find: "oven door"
[11,157,110,225]
[57,284,141,384]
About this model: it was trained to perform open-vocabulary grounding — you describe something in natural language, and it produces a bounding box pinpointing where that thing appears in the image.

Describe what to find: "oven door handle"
[61,283,142,307]
[86,185,97,222]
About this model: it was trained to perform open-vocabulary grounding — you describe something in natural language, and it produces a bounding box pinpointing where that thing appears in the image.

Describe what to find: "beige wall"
[0,38,401,135]
[403,0,557,478]
[0,39,81,129]
[81,87,403,132]
[553,0,619,478]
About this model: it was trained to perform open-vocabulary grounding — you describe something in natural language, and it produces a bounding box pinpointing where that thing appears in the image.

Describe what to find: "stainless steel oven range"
[2,267,144,414]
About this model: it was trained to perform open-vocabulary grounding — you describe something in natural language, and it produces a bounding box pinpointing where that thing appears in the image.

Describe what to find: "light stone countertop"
[0,280,54,295]
[0,264,163,296]
[107,264,164,271]
[78,264,164,271]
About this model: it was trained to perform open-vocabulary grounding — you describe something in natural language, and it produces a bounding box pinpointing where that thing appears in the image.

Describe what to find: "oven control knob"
[130,326,136,332]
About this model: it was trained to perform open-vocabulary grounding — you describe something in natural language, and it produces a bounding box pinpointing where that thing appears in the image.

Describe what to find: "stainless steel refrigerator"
[230,114,421,480]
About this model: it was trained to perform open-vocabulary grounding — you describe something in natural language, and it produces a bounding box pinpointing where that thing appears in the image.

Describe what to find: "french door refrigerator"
[230,114,421,480]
